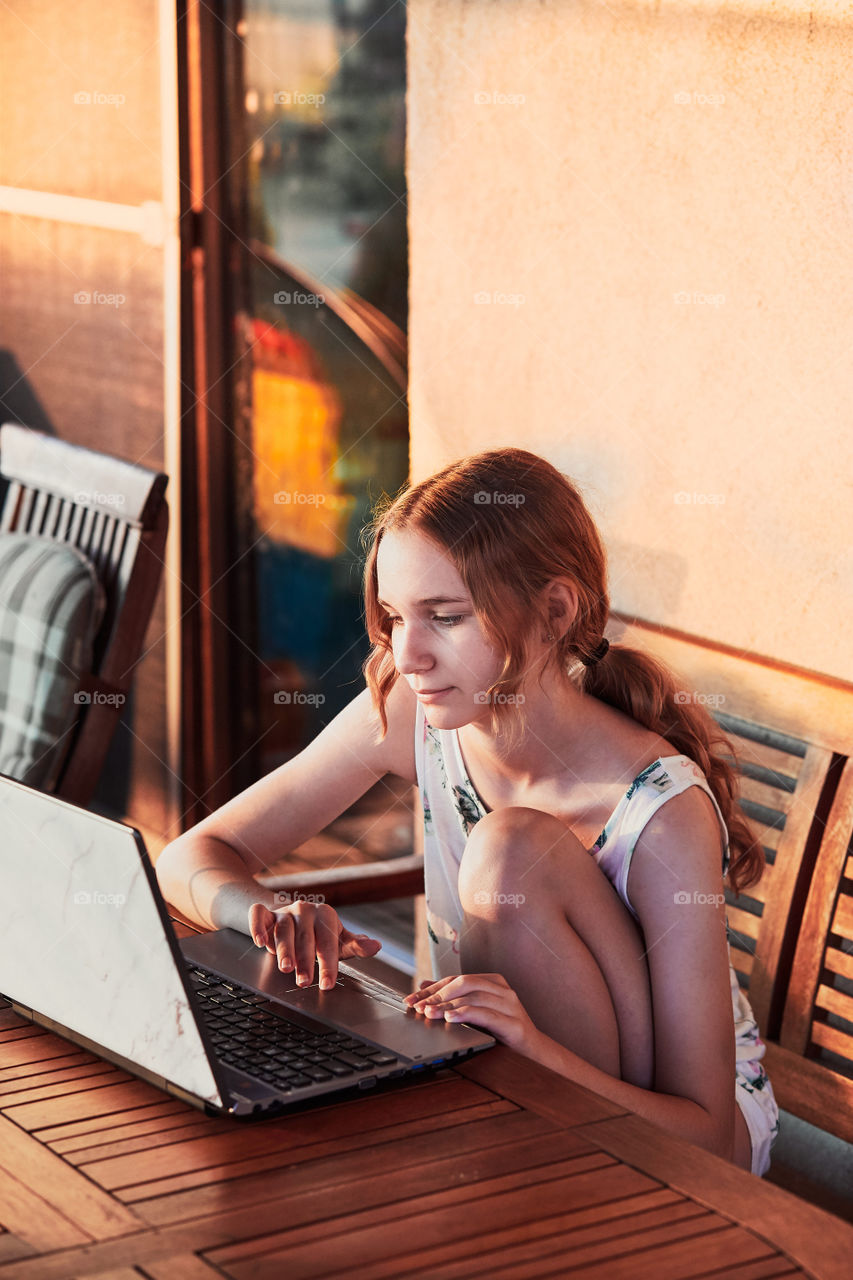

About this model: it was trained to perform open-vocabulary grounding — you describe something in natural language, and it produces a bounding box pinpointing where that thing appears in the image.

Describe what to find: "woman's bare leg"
[457,806,655,1089]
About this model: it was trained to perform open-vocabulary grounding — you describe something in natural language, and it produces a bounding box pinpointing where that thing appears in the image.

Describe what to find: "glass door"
[240,0,409,771]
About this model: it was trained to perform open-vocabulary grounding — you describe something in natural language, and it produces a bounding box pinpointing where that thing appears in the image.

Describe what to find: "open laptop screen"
[0,775,223,1107]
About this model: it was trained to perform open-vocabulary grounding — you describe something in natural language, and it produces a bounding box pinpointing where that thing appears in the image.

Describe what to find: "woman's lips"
[414,686,453,702]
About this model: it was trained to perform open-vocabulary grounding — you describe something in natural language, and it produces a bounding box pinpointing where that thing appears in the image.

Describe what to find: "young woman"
[156,447,779,1176]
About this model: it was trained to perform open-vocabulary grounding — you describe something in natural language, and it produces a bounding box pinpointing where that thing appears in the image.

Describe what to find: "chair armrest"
[257,854,425,907]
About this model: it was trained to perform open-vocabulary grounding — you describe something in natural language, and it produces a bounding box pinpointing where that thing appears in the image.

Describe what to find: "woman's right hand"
[248,900,382,990]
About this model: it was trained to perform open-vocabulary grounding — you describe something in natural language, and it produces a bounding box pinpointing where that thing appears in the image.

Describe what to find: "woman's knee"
[458,806,581,915]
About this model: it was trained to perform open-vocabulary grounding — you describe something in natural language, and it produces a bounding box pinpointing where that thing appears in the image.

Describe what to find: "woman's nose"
[393,622,434,674]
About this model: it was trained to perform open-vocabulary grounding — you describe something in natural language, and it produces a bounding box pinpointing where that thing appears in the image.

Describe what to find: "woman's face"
[375,528,504,728]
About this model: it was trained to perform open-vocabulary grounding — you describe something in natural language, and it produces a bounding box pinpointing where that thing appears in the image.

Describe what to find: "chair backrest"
[609,613,853,1139]
[776,756,853,1126]
[0,423,168,804]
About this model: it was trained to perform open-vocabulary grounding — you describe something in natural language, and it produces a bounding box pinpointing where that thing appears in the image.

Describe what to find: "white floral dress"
[414,701,780,1176]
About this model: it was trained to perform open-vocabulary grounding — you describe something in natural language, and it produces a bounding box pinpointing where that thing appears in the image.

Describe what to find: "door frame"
[177,0,259,823]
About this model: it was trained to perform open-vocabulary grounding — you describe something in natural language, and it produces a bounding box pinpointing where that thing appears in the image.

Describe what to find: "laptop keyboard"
[186,964,400,1093]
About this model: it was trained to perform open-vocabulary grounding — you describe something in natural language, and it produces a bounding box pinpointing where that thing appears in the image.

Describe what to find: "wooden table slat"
[0,1028,45,1046]
[0,1064,131,1107]
[132,1105,562,1220]
[78,1270,144,1280]
[0,1116,140,1246]
[209,1158,656,1278]
[130,1100,525,1216]
[581,1112,852,1280]
[455,1046,628,1128]
[562,1225,783,1280]
[41,1099,194,1149]
[4,1079,175,1130]
[422,1222,773,1280]
[0,1051,105,1087]
[0,1033,120,1074]
[702,1260,803,1280]
[142,1256,225,1279]
[154,1140,614,1251]
[0,1166,93,1251]
[56,1116,227,1166]
[346,1194,713,1280]
[65,1098,515,1172]
[79,1074,502,1192]
[0,1233,36,1265]
[0,1013,35,1033]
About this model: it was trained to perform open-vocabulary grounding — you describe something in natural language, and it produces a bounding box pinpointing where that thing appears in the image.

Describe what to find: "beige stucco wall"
[407,0,853,679]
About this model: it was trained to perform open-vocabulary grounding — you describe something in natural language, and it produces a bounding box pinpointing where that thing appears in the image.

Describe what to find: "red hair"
[361,447,763,894]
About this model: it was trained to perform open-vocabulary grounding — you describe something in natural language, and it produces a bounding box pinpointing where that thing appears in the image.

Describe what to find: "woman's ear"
[542,578,579,640]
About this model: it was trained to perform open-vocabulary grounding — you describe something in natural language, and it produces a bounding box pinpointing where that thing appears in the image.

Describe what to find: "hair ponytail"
[582,644,763,894]
[362,448,764,897]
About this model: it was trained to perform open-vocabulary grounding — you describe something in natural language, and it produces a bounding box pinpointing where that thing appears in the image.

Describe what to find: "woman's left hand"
[403,972,541,1056]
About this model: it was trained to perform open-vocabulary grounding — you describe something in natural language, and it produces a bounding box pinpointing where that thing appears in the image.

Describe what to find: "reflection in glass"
[240,1,408,770]
[245,0,407,330]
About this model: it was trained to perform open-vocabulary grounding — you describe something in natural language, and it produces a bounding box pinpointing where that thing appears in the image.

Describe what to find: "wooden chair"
[767,755,853,1142]
[608,618,853,1136]
[0,423,168,806]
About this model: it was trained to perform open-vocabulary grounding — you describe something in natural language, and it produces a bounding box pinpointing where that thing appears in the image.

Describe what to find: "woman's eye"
[383,612,465,628]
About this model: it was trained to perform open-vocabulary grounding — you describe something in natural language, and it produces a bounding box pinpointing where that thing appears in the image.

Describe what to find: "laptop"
[0,774,494,1118]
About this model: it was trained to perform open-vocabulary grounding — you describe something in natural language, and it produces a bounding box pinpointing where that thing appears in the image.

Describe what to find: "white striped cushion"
[0,534,104,790]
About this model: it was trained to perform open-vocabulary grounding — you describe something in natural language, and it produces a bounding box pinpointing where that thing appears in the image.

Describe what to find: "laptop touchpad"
[348,1005,489,1059]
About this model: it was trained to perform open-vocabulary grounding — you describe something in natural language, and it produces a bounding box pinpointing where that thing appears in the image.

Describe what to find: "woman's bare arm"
[155,679,417,938]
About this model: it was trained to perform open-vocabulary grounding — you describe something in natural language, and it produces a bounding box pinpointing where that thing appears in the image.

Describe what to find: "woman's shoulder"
[590,706,723,844]
[622,755,729,883]
[626,752,709,792]
[591,703,678,789]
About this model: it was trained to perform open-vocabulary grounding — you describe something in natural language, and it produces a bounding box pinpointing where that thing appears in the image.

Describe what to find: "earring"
[544,631,555,642]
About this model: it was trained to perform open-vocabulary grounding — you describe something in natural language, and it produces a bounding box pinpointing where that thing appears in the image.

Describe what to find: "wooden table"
[2,982,853,1280]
